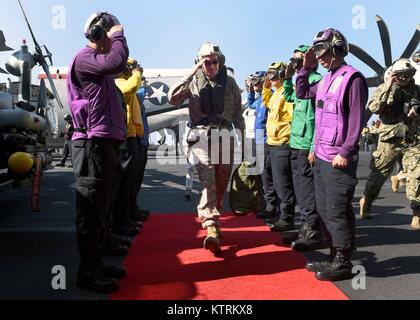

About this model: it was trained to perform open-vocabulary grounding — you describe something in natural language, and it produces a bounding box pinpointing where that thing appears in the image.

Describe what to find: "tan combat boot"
[390,176,399,193]
[411,209,420,230]
[359,197,372,219]
[203,226,221,253]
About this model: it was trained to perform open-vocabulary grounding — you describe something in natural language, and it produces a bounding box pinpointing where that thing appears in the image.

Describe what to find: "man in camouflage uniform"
[360,58,420,229]
[168,43,244,253]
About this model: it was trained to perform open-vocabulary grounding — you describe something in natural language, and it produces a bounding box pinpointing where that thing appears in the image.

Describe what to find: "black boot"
[103,242,129,256]
[109,233,132,248]
[291,225,326,251]
[268,218,295,232]
[257,209,276,220]
[113,224,141,236]
[98,264,127,279]
[77,269,119,294]
[305,247,336,272]
[282,223,310,245]
[130,209,149,222]
[315,250,353,281]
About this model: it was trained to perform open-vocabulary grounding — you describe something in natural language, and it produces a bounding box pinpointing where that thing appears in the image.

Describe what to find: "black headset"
[86,13,112,42]
[330,29,349,57]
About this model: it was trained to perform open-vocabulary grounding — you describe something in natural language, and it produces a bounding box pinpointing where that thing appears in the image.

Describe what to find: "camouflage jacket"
[168,70,244,130]
[369,81,420,145]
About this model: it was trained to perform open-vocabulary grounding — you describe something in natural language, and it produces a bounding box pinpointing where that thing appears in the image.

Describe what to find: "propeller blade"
[375,15,393,67]
[37,78,46,108]
[17,0,41,52]
[366,76,382,88]
[349,43,384,75]
[400,25,420,59]
[42,62,64,109]
[0,31,14,52]
[0,67,8,74]
[43,45,53,65]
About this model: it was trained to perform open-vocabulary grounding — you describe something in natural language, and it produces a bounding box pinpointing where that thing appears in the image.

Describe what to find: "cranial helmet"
[391,58,416,77]
[64,114,72,121]
[294,44,310,54]
[196,42,225,66]
[127,57,138,68]
[249,71,266,85]
[267,61,287,80]
[312,28,349,58]
[84,12,120,42]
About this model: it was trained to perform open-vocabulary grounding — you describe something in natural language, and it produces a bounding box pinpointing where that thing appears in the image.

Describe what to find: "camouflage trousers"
[364,136,420,209]
[185,127,235,228]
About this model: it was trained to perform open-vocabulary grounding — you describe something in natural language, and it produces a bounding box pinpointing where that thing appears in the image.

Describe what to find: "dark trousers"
[291,148,320,228]
[261,144,278,214]
[113,138,141,226]
[314,157,358,251]
[269,144,296,221]
[130,143,148,211]
[71,138,121,272]
[59,141,72,165]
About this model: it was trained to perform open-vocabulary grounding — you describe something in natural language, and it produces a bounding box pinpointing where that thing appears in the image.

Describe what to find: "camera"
[404,99,420,115]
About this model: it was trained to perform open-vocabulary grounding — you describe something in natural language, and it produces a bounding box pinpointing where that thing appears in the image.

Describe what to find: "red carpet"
[110,213,348,300]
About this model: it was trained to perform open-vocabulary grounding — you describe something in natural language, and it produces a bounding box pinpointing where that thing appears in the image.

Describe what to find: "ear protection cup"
[330,29,348,57]
[85,12,119,43]
[278,68,286,78]
[89,22,106,42]
[219,54,225,66]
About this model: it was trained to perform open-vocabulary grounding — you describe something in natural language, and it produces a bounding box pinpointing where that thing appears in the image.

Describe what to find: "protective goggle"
[312,42,331,59]
[290,57,303,70]
[267,70,279,80]
[249,77,263,85]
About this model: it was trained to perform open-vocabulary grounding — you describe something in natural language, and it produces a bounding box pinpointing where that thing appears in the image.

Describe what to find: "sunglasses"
[204,59,219,66]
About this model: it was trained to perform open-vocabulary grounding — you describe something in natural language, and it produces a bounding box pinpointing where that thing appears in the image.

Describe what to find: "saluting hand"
[285,63,295,80]
[186,58,207,79]
[303,47,317,71]
[263,75,271,89]
[107,25,124,38]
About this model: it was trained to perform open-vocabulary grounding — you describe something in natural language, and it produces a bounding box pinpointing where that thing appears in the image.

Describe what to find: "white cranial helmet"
[197,42,225,65]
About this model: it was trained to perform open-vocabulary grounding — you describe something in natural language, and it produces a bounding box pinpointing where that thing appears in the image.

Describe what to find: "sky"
[0,0,419,91]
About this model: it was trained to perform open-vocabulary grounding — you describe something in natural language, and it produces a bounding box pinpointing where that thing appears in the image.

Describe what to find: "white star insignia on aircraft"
[149,84,167,105]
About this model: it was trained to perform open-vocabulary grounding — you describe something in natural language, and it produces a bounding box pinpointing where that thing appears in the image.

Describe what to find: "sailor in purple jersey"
[296,28,368,282]
[67,11,129,294]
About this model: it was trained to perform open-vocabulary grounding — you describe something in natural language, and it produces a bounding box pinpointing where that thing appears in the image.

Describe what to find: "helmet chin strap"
[328,56,335,71]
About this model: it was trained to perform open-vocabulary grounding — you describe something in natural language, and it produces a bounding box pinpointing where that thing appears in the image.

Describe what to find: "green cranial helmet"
[294,44,310,54]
